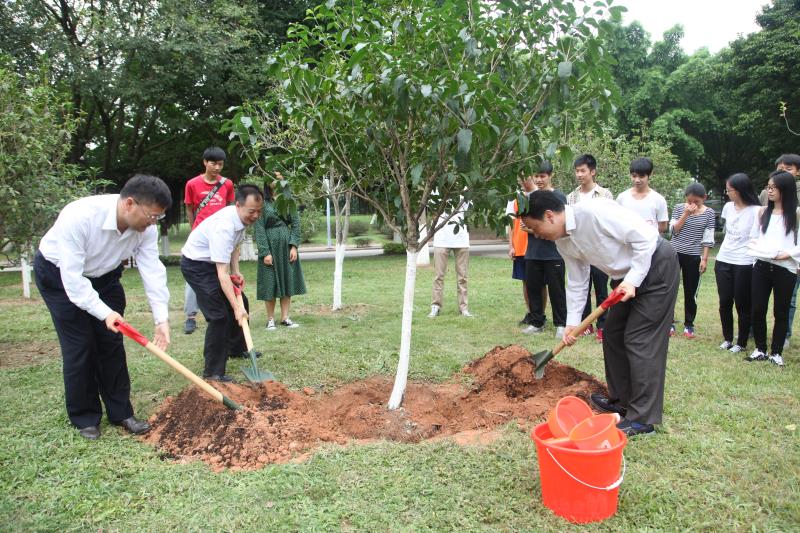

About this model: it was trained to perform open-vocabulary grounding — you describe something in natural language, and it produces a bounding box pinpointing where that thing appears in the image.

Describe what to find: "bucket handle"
[545,449,626,491]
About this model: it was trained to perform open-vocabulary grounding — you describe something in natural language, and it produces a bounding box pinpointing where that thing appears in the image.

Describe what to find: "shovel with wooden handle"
[231,283,275,383]
[115,320,242,411]
[532,287,626,378]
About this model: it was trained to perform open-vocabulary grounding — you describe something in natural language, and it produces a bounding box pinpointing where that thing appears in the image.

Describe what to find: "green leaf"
[457,128,472,155]
[410,164,424,185]
[518,133,529,155]
[557,61,573,79]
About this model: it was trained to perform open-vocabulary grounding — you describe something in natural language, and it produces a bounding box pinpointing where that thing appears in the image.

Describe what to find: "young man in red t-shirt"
[183,147,235,334]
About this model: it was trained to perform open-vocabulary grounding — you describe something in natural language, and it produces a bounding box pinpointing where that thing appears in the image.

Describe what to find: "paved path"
[298,241,508,261]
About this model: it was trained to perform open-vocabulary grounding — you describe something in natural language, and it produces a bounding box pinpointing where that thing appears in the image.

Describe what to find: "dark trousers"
[677,252,702,328]
[603,239,679,425]
[33,252,134,429]
[180,257,248,377]
[751,260,796,355]
[525,259,566,327]
[714,260,753,347]
[581,266,609,329]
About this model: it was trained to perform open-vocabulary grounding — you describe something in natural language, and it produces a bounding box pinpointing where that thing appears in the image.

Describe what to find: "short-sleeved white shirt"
[717,203,761,265]
[181,205,245,263]
[616,189,669,228]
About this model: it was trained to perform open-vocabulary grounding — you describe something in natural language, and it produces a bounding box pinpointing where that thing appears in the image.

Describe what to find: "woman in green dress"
[254,182,307,330]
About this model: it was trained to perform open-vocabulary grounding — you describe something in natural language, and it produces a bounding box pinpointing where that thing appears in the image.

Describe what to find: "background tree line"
[1,0,798,257]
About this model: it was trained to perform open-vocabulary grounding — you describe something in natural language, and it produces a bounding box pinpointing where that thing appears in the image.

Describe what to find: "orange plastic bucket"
[547,395,593,438]
[569,413,622,450]
[531,422,627,523]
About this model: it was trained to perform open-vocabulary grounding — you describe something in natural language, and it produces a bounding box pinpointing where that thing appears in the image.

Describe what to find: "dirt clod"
[142,345,606,470]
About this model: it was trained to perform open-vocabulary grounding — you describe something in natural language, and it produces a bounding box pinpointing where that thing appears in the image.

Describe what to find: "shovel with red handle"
[115,319,242,410]
[531,287,626,378]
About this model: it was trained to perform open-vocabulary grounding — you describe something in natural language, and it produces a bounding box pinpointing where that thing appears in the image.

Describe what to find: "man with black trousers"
[520,190,679,437]
[34,175,172,440]
[180,184,264,382]
[520,161,567,339]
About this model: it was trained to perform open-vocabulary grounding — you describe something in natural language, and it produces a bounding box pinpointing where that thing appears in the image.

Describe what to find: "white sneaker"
[522,324,544,334]
[729,344,744,353]
[460,309,474,318]
[266,318,276,331]
[280,318,300,328]
[769,354,785,367]
[427,305,440,318]
[719,340,733,350]
[555,326,566,339]
[745,349,767,361]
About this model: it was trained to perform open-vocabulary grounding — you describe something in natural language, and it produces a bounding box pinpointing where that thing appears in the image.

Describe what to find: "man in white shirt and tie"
[520,190,679,437]
[181,184,264,382]
[34,175,172,440]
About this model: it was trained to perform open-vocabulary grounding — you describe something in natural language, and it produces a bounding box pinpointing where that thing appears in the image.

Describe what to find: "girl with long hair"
[715,173,761,353]
[745,171,800,366]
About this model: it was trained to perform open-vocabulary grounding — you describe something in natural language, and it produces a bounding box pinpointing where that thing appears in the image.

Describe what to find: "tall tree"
[2,0,312,190]
[247,0,621,408]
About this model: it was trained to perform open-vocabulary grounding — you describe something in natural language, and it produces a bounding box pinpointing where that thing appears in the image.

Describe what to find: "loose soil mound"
[143,345,607,470]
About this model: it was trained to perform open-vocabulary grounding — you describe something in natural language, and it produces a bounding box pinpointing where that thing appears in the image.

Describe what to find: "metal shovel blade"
[242,350,274,383]
[532,349,555,379]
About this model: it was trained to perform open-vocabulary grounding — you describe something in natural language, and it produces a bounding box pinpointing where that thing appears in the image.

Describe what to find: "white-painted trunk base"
[388,249,418,409]
[332,243,345,310]
[160,235,170,257]
[239,234,257,261]
[21,254,31,299]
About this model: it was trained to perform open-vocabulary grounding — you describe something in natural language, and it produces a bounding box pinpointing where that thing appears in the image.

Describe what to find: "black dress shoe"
[590,393,628,417]
[79,426,101,440]
[205,374,235,383]
[114,416,151,435]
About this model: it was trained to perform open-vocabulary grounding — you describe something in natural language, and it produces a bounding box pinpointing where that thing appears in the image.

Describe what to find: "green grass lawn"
[0,254,798,531]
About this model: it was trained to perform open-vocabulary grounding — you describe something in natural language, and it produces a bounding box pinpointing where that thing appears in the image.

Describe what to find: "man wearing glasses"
[34,174,172,440]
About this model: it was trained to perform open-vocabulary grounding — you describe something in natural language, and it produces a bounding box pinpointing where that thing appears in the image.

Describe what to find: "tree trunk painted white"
[332,243,346,310]
[416,211,430,266]
[388,248,418,410]
[160,235,170,257]
[21,252,31,299]
[239,234,257,261]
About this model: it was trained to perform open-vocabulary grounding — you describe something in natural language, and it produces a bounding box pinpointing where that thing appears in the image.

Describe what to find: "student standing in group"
[428,201,473,318]
[506,173,538,325]
[669,182,716,338]
[616,157,669,233]
[759,155,800,348]
[715,174,761,354]
[181,185,264,382]
[182,147,235,335]
[519,191,679,437]
[521,161,567,338]
[746,171,800,367]
[566,154,613,342]
[34,175,172,440]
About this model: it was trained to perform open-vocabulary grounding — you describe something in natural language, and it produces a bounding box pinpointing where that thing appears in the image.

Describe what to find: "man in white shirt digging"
[34,174,172,440]
[519,190,680,437]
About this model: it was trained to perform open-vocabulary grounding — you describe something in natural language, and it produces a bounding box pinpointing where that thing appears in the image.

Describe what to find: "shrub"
[159,255,182,266]
[299,206,322,243]
[348,220,369,237]
[354,237,372,248]
[382,242,406,255]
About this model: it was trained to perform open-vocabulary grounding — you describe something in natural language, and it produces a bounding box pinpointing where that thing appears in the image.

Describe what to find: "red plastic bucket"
[531,422,627,523]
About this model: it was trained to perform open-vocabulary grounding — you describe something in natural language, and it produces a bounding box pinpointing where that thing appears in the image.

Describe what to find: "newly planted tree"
[253,0,622,407]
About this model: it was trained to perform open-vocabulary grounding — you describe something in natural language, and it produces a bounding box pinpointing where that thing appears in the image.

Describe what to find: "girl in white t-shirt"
[745,171,800,366]
[714,173,761,353]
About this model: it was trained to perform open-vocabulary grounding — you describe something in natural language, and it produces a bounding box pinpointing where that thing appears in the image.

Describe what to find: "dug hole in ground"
[143,345,607,471]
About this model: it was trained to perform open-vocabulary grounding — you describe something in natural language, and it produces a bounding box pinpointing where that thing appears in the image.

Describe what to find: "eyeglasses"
[134,199,166,221]
[766,185,776,191]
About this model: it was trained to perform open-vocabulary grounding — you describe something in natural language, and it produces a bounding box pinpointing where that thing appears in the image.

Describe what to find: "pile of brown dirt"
[143,344,607,470]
